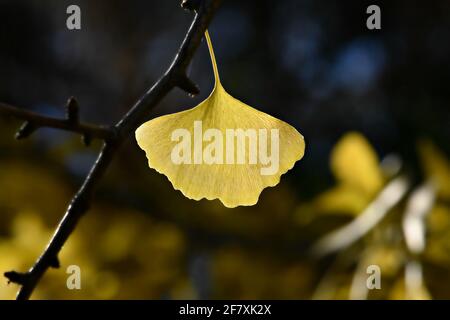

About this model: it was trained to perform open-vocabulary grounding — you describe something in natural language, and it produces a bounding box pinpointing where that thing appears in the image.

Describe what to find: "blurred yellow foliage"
[389,278,432,300]
[0,161,71,222]
[331,132,384,196]
[299,132,385,217]
[0,160,189,299]
[418,139,450,199]
[0,206,189,299]
[212,246,313,299]
[1,129,450,300]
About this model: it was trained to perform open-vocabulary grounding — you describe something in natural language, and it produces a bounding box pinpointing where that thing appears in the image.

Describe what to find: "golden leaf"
[331,132,384,197]
[136,31,305,208]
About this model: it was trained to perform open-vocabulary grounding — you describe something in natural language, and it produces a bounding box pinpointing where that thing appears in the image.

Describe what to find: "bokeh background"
[0,0,449,299]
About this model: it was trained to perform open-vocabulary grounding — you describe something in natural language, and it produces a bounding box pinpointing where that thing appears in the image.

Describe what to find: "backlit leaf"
[136,31,305,208]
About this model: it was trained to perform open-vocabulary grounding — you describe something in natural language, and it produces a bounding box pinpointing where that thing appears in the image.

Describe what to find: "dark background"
[0,0,449,299]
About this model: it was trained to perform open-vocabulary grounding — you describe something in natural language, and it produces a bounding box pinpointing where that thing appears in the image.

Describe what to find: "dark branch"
[0,98,115,143]
[2,0,222,300]
[4,271,28,286]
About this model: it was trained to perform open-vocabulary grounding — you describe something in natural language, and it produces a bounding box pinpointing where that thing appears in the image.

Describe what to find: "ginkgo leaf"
[330,132,384,197]
[136,31,305,208]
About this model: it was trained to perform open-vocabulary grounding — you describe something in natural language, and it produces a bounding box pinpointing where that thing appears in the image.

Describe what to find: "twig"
[3,0,222,300]
[0,98,114,144]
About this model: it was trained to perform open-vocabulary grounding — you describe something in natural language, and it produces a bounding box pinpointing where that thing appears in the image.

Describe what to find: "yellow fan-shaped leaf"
[136,31,305,208]
[331,132,384,197]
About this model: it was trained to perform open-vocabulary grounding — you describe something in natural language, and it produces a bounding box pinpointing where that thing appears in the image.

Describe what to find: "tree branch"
[0,98,115,144]
[3,0,222,300]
